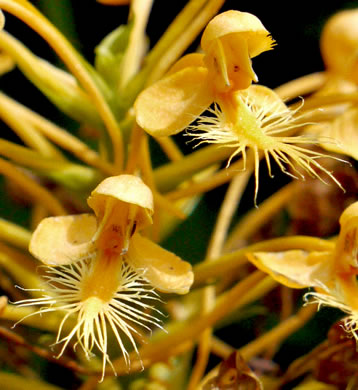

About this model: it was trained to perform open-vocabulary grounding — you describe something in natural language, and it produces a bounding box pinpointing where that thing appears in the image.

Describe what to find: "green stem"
[118,0,153,91]
[224,182,298,251]
[154,145,231,192]
[0,218,31,250]
[145,0,226,85]
[0,139,101,191]
[135,0,209,87]
[0,251,43,293]
[123,0,225,105]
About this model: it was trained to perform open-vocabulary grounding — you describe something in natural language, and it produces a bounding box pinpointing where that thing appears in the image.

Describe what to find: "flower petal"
[247,250,333,289]
[134,66,213,136]
[29,214,97,265]
[204,35,257,91]
[87,174,153,231]
[309,109,358,161]
[239,85,288,114]
[201,10,275,57]
[201,11,274,92]
[127,233,193,294]
[166,53,205,76]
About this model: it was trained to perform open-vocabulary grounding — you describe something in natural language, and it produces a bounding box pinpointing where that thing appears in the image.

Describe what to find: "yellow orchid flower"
[16,174,193,379]
[321,9,358,84]
[135,10,275,137]
[247,201,358,341]
[187,84,344,204]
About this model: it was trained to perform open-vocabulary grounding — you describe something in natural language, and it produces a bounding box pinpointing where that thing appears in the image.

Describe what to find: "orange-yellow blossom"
[135,10,275,137]
[29,174,193,294]
[247,201,358,340]
[19,174,193,378]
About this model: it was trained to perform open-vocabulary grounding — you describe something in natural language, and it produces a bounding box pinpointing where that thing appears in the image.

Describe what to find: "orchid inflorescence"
[0,1,358,389]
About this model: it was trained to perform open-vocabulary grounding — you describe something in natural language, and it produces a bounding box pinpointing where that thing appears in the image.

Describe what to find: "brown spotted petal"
[126,233,193,294]
[29,214,97,265]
